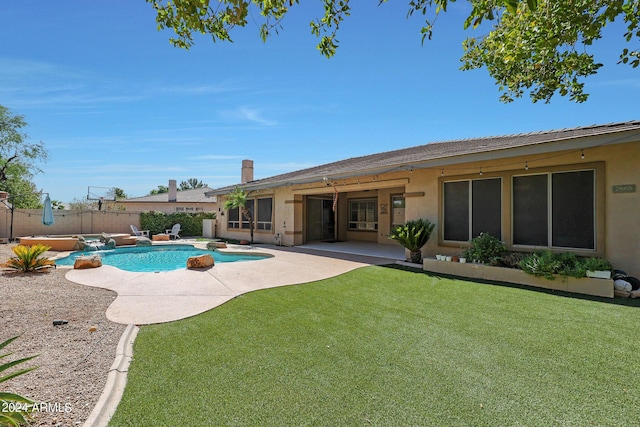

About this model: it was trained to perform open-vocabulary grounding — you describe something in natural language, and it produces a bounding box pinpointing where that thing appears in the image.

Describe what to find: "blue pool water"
[56,244,269,272]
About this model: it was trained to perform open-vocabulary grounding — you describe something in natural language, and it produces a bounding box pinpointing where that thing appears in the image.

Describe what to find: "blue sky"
[1,1,638,203]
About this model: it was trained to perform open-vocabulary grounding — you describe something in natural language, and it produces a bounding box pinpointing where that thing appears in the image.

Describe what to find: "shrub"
[519,252,560,280]
[555,252,588,278]
[0,335,38,427]
[388,219,435,263]
[519,251,590,280]
[494,252,528,269]
[140,211,216,236]
[582,257,613,272]
[462,233,506,265]
[4,245,55,273]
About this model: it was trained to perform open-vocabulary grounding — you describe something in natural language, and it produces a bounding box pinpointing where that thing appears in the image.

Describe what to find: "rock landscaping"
[1,243,125,426]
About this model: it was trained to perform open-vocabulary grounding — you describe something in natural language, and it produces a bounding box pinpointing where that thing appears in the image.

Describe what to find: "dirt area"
[0,243,126,426]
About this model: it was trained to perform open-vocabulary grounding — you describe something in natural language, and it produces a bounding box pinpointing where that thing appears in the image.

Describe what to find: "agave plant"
[388,219,435,263]
[0,336,38,427]
[4,244,55,273]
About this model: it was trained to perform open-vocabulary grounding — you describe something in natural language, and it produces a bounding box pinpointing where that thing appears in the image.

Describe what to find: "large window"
[257,198,273,231]
[228,198,273,232]
[513,170,595,249]
[443,178,502,242]
[349,199,378,231]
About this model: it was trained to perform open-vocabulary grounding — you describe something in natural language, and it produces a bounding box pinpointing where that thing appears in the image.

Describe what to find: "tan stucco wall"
[215,141,639,277]
[411,142,639,277]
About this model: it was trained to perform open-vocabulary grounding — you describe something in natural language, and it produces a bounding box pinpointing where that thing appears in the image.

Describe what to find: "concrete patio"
[64,242,404,325]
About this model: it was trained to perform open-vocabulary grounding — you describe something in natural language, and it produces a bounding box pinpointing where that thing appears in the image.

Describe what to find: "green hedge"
[140,211,216,237]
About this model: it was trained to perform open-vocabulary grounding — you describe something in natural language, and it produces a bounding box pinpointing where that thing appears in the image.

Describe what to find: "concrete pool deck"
[64,242,404,325]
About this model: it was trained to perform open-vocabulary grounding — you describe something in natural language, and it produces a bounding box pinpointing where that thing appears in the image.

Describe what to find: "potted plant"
[583,257,613,279]
[388,219,435,264]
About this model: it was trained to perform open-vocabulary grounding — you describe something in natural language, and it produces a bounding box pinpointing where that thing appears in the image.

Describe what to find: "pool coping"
[52,242,275,271]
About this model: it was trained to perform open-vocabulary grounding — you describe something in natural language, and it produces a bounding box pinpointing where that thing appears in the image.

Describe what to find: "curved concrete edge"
[83,323,139,427]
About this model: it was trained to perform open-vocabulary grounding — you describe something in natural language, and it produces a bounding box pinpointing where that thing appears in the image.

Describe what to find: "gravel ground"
[0,243,127,427]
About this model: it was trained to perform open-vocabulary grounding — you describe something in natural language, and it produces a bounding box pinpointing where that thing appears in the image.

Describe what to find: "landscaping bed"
[423,258,614,298]
[0,243,125,426]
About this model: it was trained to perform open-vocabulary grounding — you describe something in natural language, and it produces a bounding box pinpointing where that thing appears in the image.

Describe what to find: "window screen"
[257,198,273,231]
[552,170,595,249]
[228,206,240,229]
[443,181,469,241]
[513,174,548,246]
[472,179,502,239]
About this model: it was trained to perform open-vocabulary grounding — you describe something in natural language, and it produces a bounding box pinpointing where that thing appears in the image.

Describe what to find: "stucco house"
[206,122,640,277]
[120,180,217,213]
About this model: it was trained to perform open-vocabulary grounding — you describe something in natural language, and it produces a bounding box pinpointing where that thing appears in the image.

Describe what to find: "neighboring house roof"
[206,121,640,195]
[122,187,216,203]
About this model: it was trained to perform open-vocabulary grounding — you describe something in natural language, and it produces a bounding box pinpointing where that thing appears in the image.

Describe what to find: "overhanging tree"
[0,105,47,208]
[147,0,640,103]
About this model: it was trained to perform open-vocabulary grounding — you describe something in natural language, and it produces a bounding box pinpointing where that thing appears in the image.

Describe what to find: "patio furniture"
[166,224,181,240]
[130,224,150,237]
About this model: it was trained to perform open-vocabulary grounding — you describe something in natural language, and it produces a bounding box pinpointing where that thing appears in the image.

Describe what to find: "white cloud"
[220,107,278,126]
[239,107,277,126]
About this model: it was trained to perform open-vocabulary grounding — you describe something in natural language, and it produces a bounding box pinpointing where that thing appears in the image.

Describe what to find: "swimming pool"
[55,244,270,272]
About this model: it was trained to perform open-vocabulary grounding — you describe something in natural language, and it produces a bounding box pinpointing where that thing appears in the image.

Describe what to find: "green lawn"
[109,266,640,426]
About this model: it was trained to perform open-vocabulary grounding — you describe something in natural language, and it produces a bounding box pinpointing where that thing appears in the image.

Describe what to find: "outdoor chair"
[130,224,150,237]
[166,223,181,240]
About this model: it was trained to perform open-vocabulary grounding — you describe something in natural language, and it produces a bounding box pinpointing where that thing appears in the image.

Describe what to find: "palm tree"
[224,187,254,243]
[388,218,435,263]
[180,178,208,190]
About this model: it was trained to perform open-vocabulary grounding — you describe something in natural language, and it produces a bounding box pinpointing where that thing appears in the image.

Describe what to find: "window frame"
[511,168,596,251]
[227,206,240,229]
[256,197,273,231]
[438,162,604,255]
[441,177,503,243]
[226,195,275,233]
[348,198,378,231]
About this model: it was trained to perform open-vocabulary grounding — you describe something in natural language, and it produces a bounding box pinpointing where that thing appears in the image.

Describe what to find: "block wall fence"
[0,208,142,240]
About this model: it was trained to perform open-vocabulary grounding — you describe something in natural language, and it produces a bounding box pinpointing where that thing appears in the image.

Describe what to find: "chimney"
[241,159,254,184]
[0,191,8,202]
[168,179,177,202]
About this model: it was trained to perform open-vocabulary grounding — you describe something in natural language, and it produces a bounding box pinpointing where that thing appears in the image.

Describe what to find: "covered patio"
[301,240,406,260]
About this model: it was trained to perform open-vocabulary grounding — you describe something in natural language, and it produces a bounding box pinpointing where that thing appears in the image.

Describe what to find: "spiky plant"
[0,336,38,427]
[4,244,55,273]
[389,219,436,263]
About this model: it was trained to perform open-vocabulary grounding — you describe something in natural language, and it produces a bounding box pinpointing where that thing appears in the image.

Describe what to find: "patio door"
[306,197,335,241]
